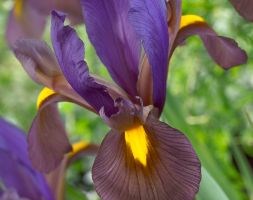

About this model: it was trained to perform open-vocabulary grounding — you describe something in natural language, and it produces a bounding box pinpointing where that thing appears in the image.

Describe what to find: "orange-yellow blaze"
[180,15,205,29]
[68,141,89,159]
[36,87,56,109]
[14,0,24,18]
[125,125,149,166]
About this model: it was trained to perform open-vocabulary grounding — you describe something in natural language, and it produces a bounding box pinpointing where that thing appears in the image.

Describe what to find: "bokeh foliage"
[0,0,253,199]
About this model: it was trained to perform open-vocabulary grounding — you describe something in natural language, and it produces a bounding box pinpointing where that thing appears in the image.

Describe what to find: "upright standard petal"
[173,15,247,69]
[229,0,253,21]
[92,116,201,200]
[51,11,117,116]
[137,0,181,107]
[0,118,53,200]
[81,0,140,97]
[129,0,169,112]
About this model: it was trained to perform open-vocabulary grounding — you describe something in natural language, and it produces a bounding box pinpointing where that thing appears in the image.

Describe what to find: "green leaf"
[231,140,253,199]
[65,183,88,200]
[197,167,229,200]
[162,90,242,200]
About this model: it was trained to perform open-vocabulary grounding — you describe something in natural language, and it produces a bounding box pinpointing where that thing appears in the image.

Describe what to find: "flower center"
[125,125,149,166]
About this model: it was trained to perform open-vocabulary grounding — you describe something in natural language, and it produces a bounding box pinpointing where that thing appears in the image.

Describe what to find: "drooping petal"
[129,0,169,112]
[92,116,201,200]
[0,118,53,200]
[173,15,247,69]
[28,93,72,173]
[81,0,140,97]
[51,11,117,116]
[13,39,61,86]
[5,4,46,47]
[229,0,253,21]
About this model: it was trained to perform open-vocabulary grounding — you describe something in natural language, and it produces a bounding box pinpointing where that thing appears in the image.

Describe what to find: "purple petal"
[129,0,169,112]
[174,19,247,69]
[167,0,182,51]
[5,5,46,47]
[54,0,83,24]
[13,39,96,112]
[46,141,99,199]
[81,0,140,97]
[0,118,30,165]
[229,0,253,21]
[137,55,153,106]
[28,94,72,173]
[0,150,53,200]
[0,118,53,200]
[27,0,83,24]
[13,39,60,86]
[51,11,117,116]
[92,115,201,200]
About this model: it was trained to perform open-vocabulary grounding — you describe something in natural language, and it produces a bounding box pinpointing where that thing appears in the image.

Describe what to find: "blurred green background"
[0,0,253,200]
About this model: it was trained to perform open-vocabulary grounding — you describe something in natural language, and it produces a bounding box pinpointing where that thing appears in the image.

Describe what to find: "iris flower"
[6,0,83,46]
[0,118,98,200]
[13,0,247,199]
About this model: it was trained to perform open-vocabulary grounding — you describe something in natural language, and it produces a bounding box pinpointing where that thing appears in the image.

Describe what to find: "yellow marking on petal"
[68,141,89,159]
[14,0,24,18]
[36,87,56,109]
[180,15,205,29]
[125,125,149,166]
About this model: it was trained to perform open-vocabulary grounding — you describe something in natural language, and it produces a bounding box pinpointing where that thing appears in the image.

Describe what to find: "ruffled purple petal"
[51,11,117,116]
[129,0,169,112]
[81,0,140,97]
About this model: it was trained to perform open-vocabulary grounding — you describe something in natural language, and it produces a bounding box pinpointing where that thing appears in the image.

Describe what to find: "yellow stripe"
[68,141,89,159]
[14,0,24,18]
[125,125,149,166]
[180,15,205,29]
[36,87,56,109]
